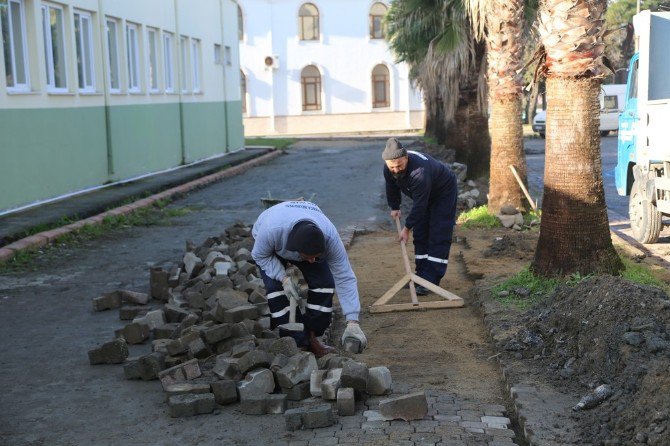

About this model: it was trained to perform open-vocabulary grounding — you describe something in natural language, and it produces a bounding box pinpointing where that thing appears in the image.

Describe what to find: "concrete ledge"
[0,150,280,266]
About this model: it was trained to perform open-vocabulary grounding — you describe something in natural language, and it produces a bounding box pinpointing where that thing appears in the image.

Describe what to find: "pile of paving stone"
[87,222,427,427]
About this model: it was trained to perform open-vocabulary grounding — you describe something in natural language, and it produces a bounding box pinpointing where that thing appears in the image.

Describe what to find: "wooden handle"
[395,216,419,304]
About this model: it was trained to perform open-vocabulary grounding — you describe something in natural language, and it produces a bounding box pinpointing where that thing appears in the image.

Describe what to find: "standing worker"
[382,138,458,295]
[251,201,367,357]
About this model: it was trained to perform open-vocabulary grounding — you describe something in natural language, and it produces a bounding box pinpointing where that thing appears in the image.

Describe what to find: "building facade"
[238,0,425,136]
[0,0,243,214]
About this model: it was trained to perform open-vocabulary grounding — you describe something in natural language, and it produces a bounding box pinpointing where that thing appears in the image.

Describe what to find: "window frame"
[146,27,159,93]
[369,3,388,40]
[179,35,189,93]
[237,4,243,41]
[1,0,31,92]
[41,2,68,93]
[301,65,321,111]
[74,10,95,93]
[163,31,174,93]
[191,38,200,93]
[126,22,141,93]
[372,64,390,108]
[106,17,121,93]
[298,3,319,41]
[240,69,246,114]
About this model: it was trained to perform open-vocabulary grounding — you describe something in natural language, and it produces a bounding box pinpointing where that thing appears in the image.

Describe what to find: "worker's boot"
[308,330,337,358]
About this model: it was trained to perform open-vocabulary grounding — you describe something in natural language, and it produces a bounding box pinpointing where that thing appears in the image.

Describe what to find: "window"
[298,3,319,41]
[191,39,200,93]
[240,70,246,114]
[602,95,618,112]
[41,3,67,91]
[372,64,390,108]
[180,35,188,92]
[126,23,140,92]
[237,4,243,41]
[147,28,158,92]
[1,0,30,91]
[214,43,221,65]
[74,11,95,92]
[301,65,321,111]
[224,45,231,66]
[106,18,120,91]
[163,32,174,92]
[369,2,387,39]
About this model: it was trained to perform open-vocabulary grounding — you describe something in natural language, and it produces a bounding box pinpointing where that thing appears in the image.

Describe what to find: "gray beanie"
[382,138,407,160]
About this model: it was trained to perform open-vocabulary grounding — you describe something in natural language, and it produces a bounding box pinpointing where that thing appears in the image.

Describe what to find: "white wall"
[238,0,424,124]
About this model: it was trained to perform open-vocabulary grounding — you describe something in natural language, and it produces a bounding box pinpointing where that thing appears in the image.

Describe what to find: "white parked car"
[531,84,626,138]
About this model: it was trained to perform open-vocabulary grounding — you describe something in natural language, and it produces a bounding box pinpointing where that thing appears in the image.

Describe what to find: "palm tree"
[532,0,623,277]
[465,0,530,213]
[386,0,490,178]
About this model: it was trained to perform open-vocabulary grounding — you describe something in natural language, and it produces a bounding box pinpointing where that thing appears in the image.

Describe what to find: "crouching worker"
[251,201,367,357]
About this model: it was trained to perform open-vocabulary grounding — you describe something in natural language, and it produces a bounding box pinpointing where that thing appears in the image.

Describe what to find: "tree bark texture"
[532,77,623,277]
[488,97,528,213]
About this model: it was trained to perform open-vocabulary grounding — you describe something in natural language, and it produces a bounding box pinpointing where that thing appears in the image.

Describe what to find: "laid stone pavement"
[278,388,517,446]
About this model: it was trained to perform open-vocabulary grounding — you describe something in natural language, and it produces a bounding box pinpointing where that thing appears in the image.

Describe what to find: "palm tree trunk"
[488,96,527,212]
[466,100,491,179]
[532,77,622,276]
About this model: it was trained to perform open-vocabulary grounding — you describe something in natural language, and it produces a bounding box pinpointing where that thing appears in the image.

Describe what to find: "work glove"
[282,276,300,303]
[341,321,367,353]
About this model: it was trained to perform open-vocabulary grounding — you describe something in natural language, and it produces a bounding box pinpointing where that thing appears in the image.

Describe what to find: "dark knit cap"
[286,221,325,255]
[382,138,407,160]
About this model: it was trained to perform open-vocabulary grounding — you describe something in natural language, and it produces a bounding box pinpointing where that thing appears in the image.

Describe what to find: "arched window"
[240,70,247,114]
[237,4,243,41]
[369,2,387,39]
[301,65,321,111]
[299,3,319,41]
[372,64,390,108]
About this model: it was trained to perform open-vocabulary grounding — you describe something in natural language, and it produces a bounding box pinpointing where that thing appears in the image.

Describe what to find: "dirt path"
[345,229,508,404]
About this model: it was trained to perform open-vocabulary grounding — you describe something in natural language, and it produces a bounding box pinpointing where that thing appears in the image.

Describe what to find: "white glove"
[282,276,300,302]
[341,321,367,352]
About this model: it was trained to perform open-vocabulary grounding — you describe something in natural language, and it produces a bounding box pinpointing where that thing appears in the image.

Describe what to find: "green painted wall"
[108,103,183,180]
[0,106,108,211]
[1,100,244,213]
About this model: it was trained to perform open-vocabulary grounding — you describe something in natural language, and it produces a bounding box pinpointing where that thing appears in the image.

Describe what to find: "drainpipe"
[219,0,230,152]
[174,0,186,164]
[97,0,114,177]
[268,0,276,133]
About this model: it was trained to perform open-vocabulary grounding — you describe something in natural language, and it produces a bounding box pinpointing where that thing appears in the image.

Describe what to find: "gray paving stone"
[379,392,428,421]
[460,421,486,429]
[434,414,462,422]
[481,416,510,426]
[411,431,443,444]
[384,423,415,434]
[464,427,485,434]
[485,428,515,438]
[307,437,338,446]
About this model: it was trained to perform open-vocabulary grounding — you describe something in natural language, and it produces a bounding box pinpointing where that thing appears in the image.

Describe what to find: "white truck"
[615,10,670,243]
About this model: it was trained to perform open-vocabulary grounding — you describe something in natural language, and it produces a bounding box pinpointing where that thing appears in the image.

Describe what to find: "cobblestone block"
[137,352,166,380]
[316,353,337,370]
[340,361,368,391]
[164,382,212,398]
[238,350,272,374]
[119,290,150,305]
[88,338,129,364]
[167,332,199,356]
[231,340,256,358]
[153,323,179,339]
[481,416,510,426]
[285,404,335,431]
[240,393,266,414]
[203,323,233,344]
[326,356,351,370]
[268,336,300,357]
[150,267,170,301]
[271,353,289,372]
[337,387,355,416]
[379,392,428,421]
[211,379,238,405]
[92,292,121,311]
[307,437,338,445]
[283,381,312,401]
[265,394,288,414]
[485,427,515,438]
[119,305,150,320]
[133,309,165,331]
[168,393,215,417]
[310,370,328,397]
[363,410,393,422]
[152,339,171,354]
[158,358,202,390]
[459,421,486,429]
[123,357,141,379]
[237,368,275,398]
[212,356,241,380]
[187,336,211,359]
[276,352,318,389]
[366,366,392,396]
[223,305,259,323]
[164,304,190,323]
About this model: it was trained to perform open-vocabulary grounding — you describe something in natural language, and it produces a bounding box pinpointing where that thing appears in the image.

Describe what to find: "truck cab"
[615,10,670,243]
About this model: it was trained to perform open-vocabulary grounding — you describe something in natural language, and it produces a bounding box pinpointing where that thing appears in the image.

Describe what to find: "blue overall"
[384,151,458,285]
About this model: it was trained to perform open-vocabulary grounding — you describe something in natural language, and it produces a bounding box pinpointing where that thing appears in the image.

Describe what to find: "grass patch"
[245,137,297,151]
[621,257,669,291]
[492,266,560,310]
[422,135,438,146]
[457,205,502,229]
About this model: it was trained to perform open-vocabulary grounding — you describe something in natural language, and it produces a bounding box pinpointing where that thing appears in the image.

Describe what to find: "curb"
[0,149,282,265]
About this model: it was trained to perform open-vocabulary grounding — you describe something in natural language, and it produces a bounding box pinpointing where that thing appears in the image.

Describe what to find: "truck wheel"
[539,132,545,139]
[629,180,662,244]
[600,130,610,137]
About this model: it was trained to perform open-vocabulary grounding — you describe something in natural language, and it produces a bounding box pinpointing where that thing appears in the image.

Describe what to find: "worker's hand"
[341,320,367,352]
[398,227,410,244]
[390,210,401,220]
[282,276,300,302]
